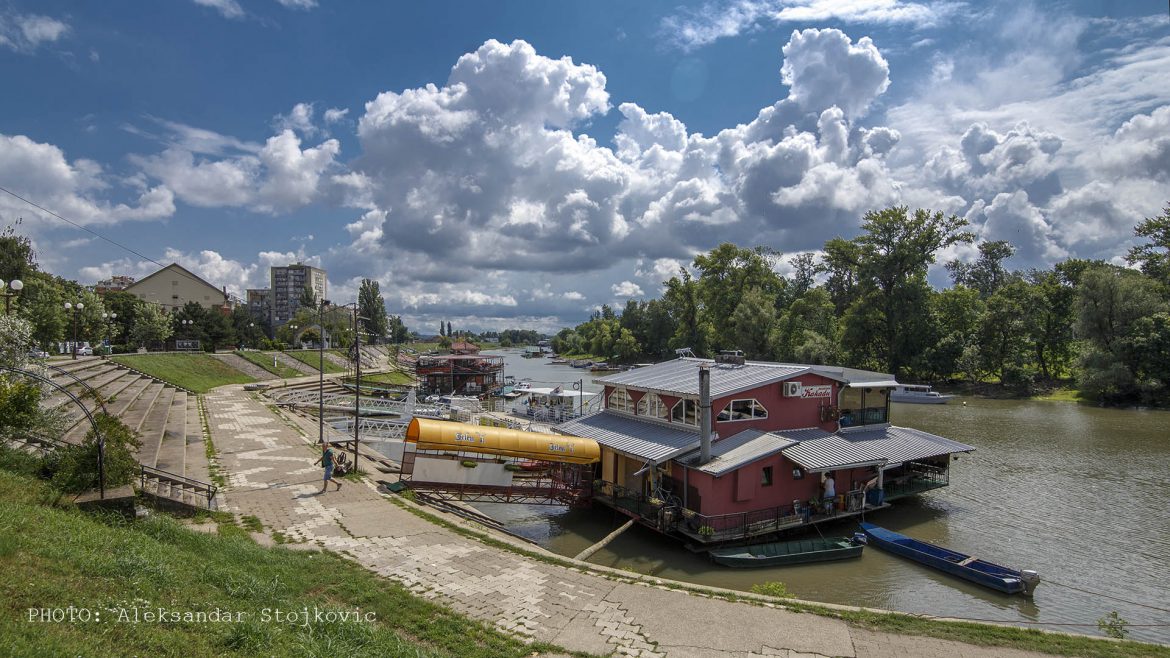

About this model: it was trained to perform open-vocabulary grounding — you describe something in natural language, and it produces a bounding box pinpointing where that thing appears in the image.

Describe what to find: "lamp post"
[317,300,330,447]
[64,301,84,359]
[248,322,255,349]
[1,278,23,315]
[102,312,117,355]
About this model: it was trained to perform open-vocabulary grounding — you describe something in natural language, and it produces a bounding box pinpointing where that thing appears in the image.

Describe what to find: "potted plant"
[698,525,715,537]
[460,460,477,468]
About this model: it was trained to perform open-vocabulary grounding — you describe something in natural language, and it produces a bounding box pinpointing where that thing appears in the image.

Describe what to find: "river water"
[472,349,1170,643]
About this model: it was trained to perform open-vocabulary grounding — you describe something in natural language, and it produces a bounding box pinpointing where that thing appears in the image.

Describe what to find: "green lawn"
[0,468,575,658]
[356,371,415,386]
[111,354,255,393]
[234,351,302,379]
[283,350,346,374]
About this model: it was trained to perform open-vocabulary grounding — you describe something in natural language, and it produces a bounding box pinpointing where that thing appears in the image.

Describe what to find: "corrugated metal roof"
[841,426,975,463]
[677,429,798,476]
[595,358,807,398]
[778,425,975,472]
[554,411,701,462]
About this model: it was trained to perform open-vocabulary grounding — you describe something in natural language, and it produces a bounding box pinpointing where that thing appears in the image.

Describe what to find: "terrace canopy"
[406,418,599,465]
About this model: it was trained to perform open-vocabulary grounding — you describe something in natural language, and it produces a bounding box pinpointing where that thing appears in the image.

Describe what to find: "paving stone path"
[206,385,1052,658]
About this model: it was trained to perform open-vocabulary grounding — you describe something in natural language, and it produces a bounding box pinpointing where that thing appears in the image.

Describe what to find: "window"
[608,388,634,414]
[636,393,668,419]
[671,399,699,426]
[717,398,768,421]
[761,466,773,486]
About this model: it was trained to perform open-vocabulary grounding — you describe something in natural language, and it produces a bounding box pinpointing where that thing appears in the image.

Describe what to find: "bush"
[51,413,142,494]
[751,581,794,598]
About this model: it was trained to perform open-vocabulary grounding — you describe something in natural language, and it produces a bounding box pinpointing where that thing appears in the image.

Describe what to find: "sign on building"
[800,384,833,399]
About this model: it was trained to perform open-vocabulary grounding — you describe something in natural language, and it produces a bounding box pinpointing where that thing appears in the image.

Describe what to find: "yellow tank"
[405,418,600,464]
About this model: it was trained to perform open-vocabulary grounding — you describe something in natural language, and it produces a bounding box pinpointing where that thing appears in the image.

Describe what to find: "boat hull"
[860,523,1037,595]
[709,538,862,568]
[889,394,953,404]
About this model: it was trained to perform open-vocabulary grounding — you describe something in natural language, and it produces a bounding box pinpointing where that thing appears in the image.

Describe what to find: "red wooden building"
[556,353,974,544]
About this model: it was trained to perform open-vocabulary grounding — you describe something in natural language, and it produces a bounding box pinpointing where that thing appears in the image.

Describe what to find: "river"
[471,349,1170,643]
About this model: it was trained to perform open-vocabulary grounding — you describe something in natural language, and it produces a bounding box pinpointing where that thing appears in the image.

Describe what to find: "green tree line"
[551,205,1170,406]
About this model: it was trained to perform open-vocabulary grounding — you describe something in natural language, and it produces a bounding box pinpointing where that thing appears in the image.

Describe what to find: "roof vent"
[715,350,745,365]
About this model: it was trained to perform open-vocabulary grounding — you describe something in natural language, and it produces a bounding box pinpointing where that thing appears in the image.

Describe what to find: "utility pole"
[318,300,327,446]
[352,305,361,472]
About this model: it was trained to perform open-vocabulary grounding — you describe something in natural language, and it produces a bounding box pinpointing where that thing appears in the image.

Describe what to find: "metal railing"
[140,464,218,509]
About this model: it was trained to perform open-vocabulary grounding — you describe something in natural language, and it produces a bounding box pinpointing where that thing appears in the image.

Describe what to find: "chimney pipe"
[699,365,711,464]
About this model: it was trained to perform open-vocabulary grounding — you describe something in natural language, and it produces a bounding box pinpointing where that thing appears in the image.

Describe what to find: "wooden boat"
[708,537,862,568]
[859,523,1039,596]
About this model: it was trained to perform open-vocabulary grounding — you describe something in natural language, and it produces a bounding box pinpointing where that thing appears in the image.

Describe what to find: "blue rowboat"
[859,523,1039,596]
[709,537,862,568]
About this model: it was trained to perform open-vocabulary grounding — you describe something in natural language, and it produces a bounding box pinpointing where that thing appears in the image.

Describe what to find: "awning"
[782,434,888,472]
[406,418,600,464]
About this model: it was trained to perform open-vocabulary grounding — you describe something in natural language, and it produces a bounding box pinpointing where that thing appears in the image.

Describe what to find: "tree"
[15,276,65,350]
[299,283,317,310]
[0,223,36,283]
[729,286,775,358]
[358,279,389,341]
[131,303,173,349]
[947,240,1016,298]
[1126,204,1170,284]
[693,244,785,348]
[841,206,974,377]
[387,315,410,343]
[663,268,711,356]
[818,237,862,314]
[446,320,453,337]
[0,314,34,369]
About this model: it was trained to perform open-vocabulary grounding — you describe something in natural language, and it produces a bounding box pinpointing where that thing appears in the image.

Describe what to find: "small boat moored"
[859,523,1039,596]
[708,537,863,568]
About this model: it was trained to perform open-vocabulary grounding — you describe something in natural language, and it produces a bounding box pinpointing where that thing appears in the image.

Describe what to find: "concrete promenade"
[205,385,1051,658]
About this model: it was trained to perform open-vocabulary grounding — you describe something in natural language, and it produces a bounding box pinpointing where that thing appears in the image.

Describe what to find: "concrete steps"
[272,351,318,375]
[184,395,210,484]
[212,353,277,381]
[136,387,176,468]
[153,391,187,473]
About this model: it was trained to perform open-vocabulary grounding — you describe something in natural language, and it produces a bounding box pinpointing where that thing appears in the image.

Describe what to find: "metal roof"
[778,426,975,472]
[595,358,807,398]
[554,411,701,462]
[677,429,798,477]
[839,426,976,464]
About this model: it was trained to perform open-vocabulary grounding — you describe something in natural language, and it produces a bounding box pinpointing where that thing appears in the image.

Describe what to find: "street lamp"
[102,312,117,355]
[64,301,84,359]
[248,322,255,349]
[1,278,23,314]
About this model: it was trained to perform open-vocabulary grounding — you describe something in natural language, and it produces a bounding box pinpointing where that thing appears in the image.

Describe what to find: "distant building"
[449,340,480,355]
[93,275,136,294]
[124,263,229,313]
[246,288,272,324]
[271,263,326,326]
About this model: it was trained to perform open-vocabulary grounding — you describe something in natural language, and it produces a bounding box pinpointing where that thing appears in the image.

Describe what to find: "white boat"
[890,384,954,404]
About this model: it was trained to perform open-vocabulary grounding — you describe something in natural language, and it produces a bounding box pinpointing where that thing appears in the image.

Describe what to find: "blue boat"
[859,523,1039,596]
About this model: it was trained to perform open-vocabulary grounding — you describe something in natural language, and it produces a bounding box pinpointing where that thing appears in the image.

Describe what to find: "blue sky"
[1,1,1167,333]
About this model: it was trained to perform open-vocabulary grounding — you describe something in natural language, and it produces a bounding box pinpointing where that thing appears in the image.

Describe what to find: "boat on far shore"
[890,384,954,404]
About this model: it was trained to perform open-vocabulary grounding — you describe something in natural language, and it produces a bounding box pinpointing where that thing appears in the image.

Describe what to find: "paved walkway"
[205,385,1051,658]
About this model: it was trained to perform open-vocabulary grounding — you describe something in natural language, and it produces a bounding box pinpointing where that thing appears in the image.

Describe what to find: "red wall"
[712,373,839,437]
[684,457,878,517]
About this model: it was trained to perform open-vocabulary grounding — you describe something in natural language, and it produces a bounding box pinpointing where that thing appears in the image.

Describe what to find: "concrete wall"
[126,265,227,313]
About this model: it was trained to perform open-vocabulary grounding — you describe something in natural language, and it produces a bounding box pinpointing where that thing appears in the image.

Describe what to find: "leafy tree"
[358,279,389,340]
[613,327,640,363]
[947,240,1016,298]
[130,303,173,349]
[1126,204,1170,284]
[1024,268,1076,379]
[14,276,64,350]
[0,223,36,283]
[841,206,974,377]
[298,283,317,309]
[387,315,410,343]
[49,413,141,494]
[976,280,1037,390]
[0,315,34,368]
[693,244,784,348]
[663,268,711,356]
[729,286,775,358]
[818,237,862,314]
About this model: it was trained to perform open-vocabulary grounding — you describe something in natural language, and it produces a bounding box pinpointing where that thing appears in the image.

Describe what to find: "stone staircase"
[35,358,218,509]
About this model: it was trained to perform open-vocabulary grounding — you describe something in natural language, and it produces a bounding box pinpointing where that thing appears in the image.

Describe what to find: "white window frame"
[608,388,634,414]
[671,398,699,426]
[636,392,668,419]
[717,398,769,422]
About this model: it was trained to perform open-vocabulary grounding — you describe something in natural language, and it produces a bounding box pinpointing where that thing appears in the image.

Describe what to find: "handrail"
[140,464,218,509]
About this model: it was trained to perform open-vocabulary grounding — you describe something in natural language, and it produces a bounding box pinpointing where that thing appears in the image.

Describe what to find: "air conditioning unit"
[782,381,802,397]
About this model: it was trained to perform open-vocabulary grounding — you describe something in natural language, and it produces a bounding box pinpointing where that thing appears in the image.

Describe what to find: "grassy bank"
[111,354,255,393]
[357,371,415,386]
[234,351,302,379]
[0,468,577,658]
[283,350,347,374]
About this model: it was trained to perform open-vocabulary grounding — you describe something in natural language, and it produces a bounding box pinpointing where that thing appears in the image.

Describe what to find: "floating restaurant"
[415,353,505,396]
[554,352,975,545]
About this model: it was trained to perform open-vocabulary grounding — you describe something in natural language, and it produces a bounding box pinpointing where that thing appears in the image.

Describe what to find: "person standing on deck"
[315,443,343,494]
[822,472,836,506]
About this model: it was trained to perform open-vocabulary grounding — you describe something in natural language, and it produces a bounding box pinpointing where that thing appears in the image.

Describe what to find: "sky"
[1,1,1167,334]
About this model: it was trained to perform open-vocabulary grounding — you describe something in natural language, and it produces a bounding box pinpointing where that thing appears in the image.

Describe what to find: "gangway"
[399,418,600,506]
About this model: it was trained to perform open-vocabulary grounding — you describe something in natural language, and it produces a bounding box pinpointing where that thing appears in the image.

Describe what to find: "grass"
[1034,387,1085,402]
[233,351,302,379]
[556,352,605,361]
[0,468,585,658]
[110,354,255,393]
[283,350,346,374]
[355,371,415,386]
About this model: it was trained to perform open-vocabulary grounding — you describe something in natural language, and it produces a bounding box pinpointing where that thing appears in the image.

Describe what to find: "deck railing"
[884,462,949,499]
